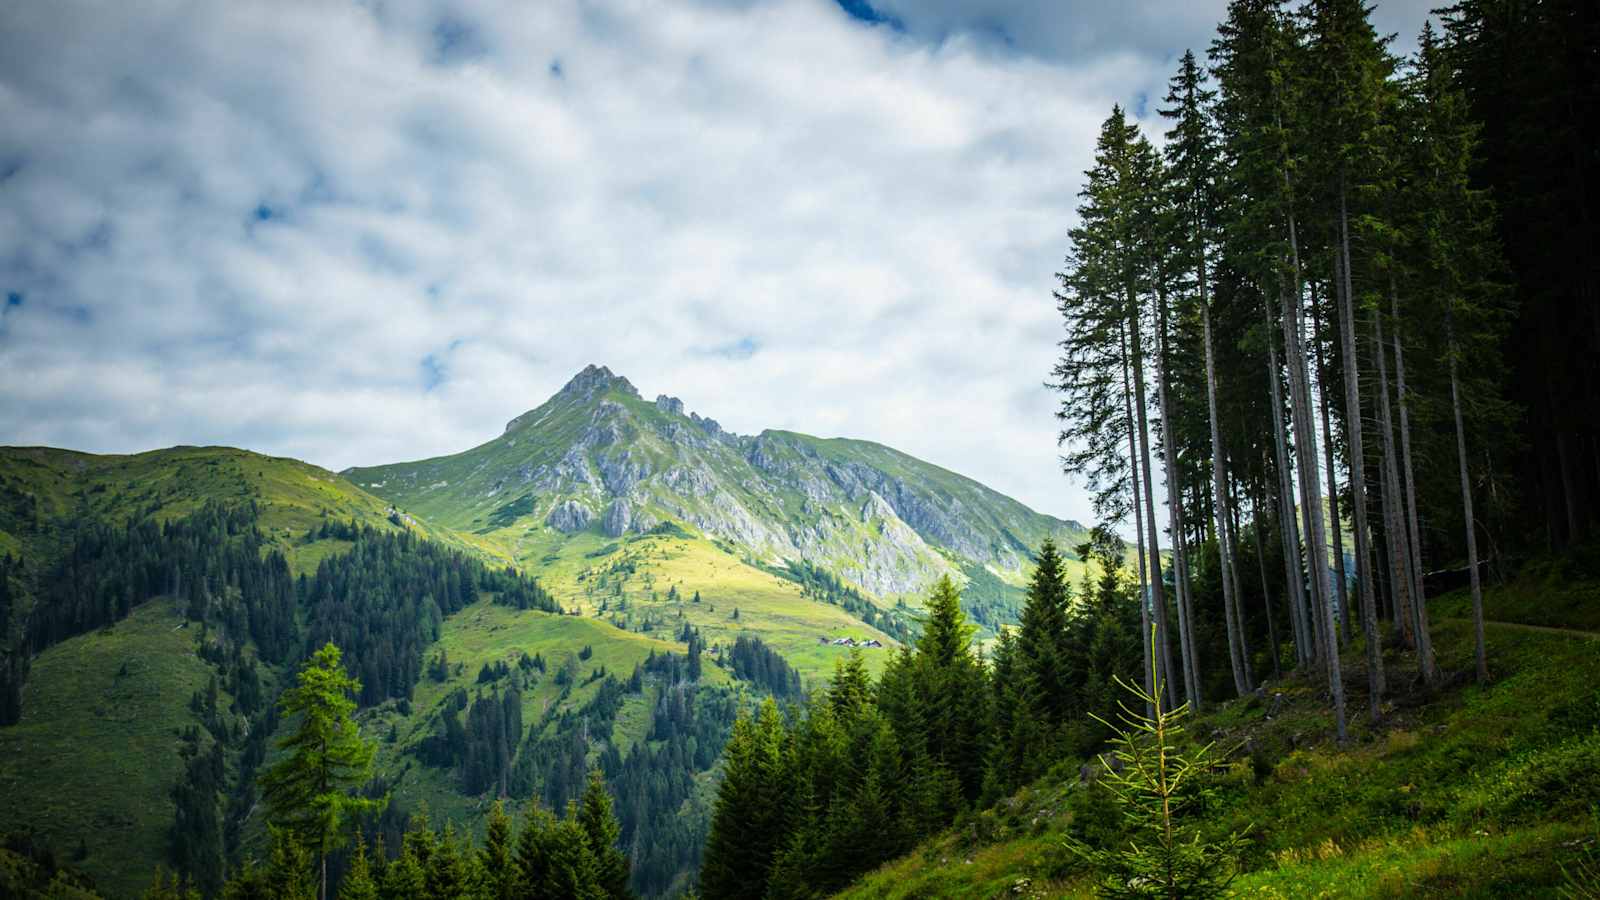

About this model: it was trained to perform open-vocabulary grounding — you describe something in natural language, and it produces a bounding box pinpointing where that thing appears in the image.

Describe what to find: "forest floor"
[837,556,1600,899]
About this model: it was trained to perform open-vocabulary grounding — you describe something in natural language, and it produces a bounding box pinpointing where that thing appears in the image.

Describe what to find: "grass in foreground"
[837,578,1600,899]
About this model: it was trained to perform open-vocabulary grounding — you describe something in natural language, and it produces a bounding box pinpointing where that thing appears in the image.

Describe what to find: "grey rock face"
[546,500,592,533]
[603,498,632,537]
[597,450,649,496]
[655,395,685,416]
[662,465,716,498]
[630,506,660,534]
[690,412,725,439]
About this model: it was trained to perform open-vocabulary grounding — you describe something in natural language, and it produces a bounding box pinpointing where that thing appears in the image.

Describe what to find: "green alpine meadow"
[0,0,1595,898]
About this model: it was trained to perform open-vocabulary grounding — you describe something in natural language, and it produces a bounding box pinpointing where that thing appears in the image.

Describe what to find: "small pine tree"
[336,835,377,900]
[1065,628,1247,898]
[425,822,470,900]
[577,769,632,899]
[478,800,516,900]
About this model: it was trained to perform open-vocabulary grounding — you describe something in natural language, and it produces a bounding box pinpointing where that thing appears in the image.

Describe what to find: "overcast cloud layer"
[0,0,1436,527]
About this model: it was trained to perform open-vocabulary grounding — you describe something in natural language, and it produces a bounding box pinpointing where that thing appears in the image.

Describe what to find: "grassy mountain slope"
[0,597,222,898]
[346,365,1091,642]
[0,445,506,571]
[835,568,1600,898]
[353,597,717,836]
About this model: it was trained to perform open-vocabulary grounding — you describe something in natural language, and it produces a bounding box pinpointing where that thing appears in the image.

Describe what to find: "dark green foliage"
[476,802,514,900]
[987,538,1142,799]
[0,829,100,899]
[1441,0,1599,549]
[578,768,631,900]
[701,577,996,897]
[723,634,802,698]
[515,805,604,900]
[39,502,297,659]
[221,828,315,900]
[301,524,557,706]
[168,730,226,896]
[905,575,990,805]
[183,769,635,899]
[260,643,385,899]
[484,493,537,530]
[701,698,790,900]
[416,686,524,796]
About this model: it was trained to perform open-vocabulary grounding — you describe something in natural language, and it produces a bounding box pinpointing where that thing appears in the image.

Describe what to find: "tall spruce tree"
[700,698,790,900]
[1016,538,1072,732]
[578,768,631,900]
[259,643,385,900]
[912,575,991,804]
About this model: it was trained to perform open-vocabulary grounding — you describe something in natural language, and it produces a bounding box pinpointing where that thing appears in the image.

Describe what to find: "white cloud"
[0,0,1439,529]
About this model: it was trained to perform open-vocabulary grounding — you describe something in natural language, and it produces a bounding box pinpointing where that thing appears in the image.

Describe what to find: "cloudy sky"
[0,0,1436,527]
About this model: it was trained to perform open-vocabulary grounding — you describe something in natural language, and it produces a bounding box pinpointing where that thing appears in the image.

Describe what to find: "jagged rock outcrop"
[597,449,649,496]
[603,498,632,537]
[546,499,592,533]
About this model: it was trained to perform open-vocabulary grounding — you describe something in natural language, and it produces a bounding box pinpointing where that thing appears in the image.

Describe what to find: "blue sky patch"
[707,336,760,361]
[420,353,447,391]
[835,0,905,31]
[433,17,487,64]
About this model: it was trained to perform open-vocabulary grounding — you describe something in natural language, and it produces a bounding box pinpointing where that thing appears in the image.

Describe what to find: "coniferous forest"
[0,0,1596,898]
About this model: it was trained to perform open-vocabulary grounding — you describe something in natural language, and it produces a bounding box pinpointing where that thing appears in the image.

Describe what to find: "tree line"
[699,547,1147,897]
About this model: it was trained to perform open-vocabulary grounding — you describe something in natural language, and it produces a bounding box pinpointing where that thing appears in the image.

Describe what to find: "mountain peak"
[561,364,637,399]
[503,365,639,433]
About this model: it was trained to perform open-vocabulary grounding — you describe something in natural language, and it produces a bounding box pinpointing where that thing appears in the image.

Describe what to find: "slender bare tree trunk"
[1373,309,1418,652]
[1157,292,1203,711]
[1266,332,1312,667]
[1204,302,1252,696]
[1312,286,1351,645]
[1226,471,1256,685]
[1250,482,1283,680]
[1389,286,1438,683]
[1267,333,1310,665]
[1447,323,1488,683]
[1283,198,1346,741]
[1129,313,1181,711]
[1123,323,1156,712]
[1338,177,1385,715]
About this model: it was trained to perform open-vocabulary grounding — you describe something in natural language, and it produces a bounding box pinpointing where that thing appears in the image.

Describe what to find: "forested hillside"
[0,448,779,898]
